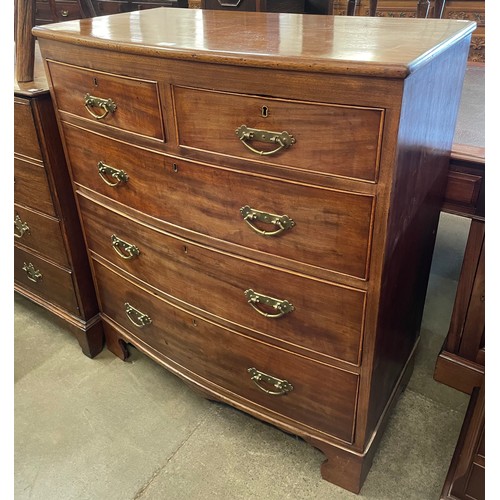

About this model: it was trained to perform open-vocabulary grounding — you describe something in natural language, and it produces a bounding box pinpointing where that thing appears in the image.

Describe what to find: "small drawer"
[46,60,165,141]
[14,98,43,161]
[173,86,384,182]
[14,246,79,315]
[443,171,482,210]
[78,195,366,365]
[54,2,83,21]
[64,124,374,280]
[94,259,359,443]
[14,205,69,267]
[14,157,56,217]
[95,0,129,14]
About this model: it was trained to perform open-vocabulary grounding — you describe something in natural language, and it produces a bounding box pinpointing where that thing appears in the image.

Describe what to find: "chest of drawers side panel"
[29,93,100,321]
[363,35,472,440]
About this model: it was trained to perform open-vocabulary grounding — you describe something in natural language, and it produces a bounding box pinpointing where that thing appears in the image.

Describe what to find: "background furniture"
[34,10,473,493]
[440,382,484,499]
[200,0,305,12]
[15,0,103,356]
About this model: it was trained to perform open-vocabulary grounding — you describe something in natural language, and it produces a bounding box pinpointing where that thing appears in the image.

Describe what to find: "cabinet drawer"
[79,195,366,365]
[14,204,69,267]
[14,98,42,161]
[52,2,82,21]
[173,86,384,182]
[14,157,56,217]
[14,246,79,315]
[46,60,164,141]
[64,125,374,280]
[95,0,129,14]
[94,260,359,443]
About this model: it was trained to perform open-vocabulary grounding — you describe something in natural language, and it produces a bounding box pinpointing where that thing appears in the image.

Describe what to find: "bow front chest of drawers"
[34,10,474,493]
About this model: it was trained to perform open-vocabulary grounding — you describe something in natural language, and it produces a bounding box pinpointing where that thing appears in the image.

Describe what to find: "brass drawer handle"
[111,234,140,260]
[14,215,30,239]
[124,302,152,328]
[84,93,117,120]
[97,161,129,187]
[22,262,42,283]
[235,125,295,156]
[248,367,293,396]
[244,289,294,319]
[60,9,69,16]
[240,205,295,237]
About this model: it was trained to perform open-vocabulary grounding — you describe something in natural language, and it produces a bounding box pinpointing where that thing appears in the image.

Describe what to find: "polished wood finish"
[35,9,474,492]
[14,46,103,358]
[440,383,484,499]
[334,1,484,62]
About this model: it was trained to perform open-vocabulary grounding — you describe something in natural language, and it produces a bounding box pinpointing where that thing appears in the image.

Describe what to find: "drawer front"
[64,125,374,279]
[14,157,56,217]
[173,86,383,182]
[14,98,43,161]
[53,2,82,21]
[94,260,359,443]
[46,60,164,141]
[95,0,129,14]
[79,195,366,365]
[14,205,69,267]
[14,246,79,314]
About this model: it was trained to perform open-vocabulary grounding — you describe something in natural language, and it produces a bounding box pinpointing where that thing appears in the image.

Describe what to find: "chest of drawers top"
[33,9,474,77]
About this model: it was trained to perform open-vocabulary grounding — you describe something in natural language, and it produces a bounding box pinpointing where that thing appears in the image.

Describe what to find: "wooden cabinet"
[441,383,485,499]
[35,0,93,24]
[92,0,188,14]
[200,0,305,12]
[14,50,103,357]
[34,10,474,493]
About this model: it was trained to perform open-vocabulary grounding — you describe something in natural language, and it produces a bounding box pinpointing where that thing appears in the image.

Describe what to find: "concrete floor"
[14,211,472,499]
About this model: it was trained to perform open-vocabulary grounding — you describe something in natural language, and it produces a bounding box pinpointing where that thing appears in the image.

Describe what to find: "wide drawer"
[14,246,79,315]
[46,60,165,141]
[79,194,366,365]
[173,86,384,182]
[14,157,56,217]
[64,124,374,280]
[94,259,359,443]
[14,98,43,161]
[14,204,69,267]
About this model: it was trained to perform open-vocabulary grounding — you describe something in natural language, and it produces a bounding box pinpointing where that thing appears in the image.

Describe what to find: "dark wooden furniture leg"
[434,0,446,19]
[417,0,430,18]
[369,0,378,16]
[346,0,359,16]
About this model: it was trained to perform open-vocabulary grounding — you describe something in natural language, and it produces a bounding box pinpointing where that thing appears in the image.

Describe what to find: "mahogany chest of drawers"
[34,10,474,492]
[14,48,103,357]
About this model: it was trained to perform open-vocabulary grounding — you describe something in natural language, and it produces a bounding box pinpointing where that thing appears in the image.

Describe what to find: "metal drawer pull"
[111,234,140,260]
[60,9,69,16]
[22,262,42,283]
[240,205,295,237]
[235,125,295,156]
[84,93,117,120]
[14,215,30,239]
[124,302,152,328]
[248,367,293,396]
[244,289,294,319]
[97,161,129,187]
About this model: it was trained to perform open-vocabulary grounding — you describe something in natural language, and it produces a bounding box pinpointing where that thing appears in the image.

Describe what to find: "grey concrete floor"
[14,212,471,500]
